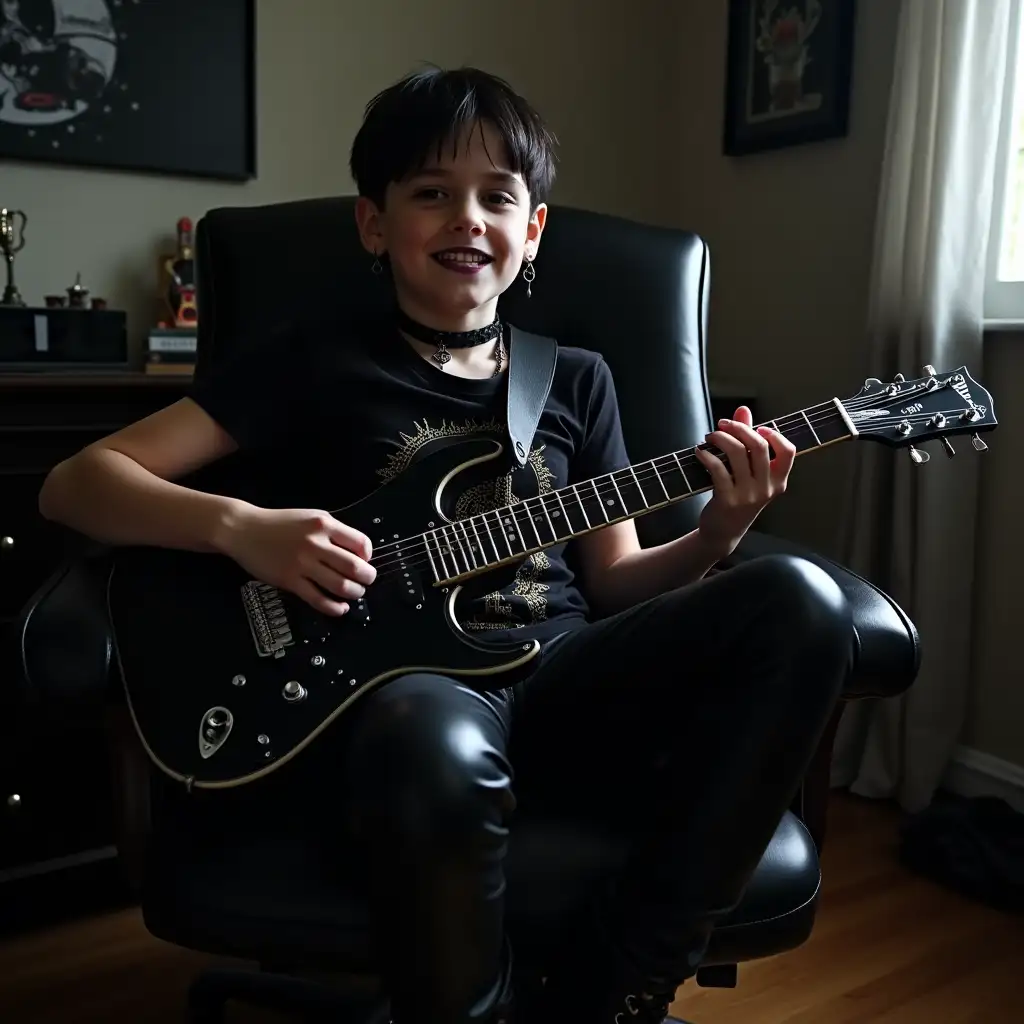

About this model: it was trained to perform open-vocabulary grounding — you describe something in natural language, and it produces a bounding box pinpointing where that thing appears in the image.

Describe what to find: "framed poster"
[723,0,856,156]
[0,0,255,181]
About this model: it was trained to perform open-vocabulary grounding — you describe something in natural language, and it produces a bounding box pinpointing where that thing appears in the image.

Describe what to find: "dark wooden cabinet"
[0,374,188,902]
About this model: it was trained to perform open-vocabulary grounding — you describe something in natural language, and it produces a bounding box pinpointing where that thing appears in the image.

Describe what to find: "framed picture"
[723,0,856,156]
[0,0,255,181]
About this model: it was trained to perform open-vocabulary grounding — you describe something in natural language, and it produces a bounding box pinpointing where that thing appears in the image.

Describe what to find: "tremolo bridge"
[241,581,294,658]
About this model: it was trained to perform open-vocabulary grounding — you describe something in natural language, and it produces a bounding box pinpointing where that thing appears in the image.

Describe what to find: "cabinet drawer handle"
[6,794,21,809]
[0,536,13,551]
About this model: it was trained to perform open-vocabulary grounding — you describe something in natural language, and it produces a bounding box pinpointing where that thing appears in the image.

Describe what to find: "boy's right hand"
[219,506,376,616]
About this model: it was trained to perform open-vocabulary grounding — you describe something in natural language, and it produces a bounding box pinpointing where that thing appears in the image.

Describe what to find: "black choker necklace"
[396,308,504,370]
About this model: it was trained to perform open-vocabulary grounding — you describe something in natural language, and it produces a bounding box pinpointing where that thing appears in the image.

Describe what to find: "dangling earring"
[523,256,536,298]
[371,252,384,275]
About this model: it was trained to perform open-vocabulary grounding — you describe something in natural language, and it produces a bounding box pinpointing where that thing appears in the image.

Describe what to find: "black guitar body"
[108,437,540,790]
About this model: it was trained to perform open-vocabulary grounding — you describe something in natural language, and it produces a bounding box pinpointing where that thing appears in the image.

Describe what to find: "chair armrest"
[718,530,921,700]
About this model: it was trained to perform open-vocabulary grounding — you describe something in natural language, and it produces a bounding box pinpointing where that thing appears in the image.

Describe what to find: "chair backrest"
[195,197,714,543]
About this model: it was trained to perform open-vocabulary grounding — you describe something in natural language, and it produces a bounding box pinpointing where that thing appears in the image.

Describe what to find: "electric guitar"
[108,366,997,790]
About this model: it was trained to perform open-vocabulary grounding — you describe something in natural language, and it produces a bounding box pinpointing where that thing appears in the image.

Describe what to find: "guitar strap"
[505,325,558,472]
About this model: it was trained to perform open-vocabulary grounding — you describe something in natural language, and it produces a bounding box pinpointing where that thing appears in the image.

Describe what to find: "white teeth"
[437,251,487,263]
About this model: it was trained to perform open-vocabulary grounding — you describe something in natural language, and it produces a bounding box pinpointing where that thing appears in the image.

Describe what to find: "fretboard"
[422,398,854,586]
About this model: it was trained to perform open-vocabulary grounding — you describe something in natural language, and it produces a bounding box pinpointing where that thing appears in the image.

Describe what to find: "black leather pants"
[336,553,853,1023]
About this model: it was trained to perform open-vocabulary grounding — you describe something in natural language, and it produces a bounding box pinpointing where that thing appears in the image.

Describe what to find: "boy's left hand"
[694,405,796,556]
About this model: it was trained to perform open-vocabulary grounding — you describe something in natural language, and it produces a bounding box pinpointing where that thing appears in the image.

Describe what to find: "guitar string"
[362,398,848,567]
[365,403,975,582]
[357,404,973,586]
[362,385,959,567]
[362,391,966,577]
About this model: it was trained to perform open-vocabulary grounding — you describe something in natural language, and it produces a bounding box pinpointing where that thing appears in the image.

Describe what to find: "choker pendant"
[432,342,453,366]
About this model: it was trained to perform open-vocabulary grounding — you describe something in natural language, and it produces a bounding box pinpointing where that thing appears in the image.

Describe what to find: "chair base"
[186,967,709,1023]
[187,968,389,1023]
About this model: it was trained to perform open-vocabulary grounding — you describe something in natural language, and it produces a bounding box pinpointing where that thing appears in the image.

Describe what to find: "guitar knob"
[283,680,307,702]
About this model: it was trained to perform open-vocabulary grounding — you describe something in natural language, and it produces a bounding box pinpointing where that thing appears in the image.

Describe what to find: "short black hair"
[349,65,557,211]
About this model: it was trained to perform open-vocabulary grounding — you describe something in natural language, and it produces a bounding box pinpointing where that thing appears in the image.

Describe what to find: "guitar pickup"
[348,597,371,623]
[398,571,424,607]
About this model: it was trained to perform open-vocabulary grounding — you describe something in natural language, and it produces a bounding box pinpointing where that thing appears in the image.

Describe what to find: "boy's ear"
[525,202,548,259]
[354,196,386,256]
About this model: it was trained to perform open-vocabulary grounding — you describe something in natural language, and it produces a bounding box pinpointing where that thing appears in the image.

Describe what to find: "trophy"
[0,208,27,307]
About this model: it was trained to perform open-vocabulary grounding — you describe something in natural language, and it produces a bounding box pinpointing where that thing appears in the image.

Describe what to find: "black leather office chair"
[15,199,921,1022]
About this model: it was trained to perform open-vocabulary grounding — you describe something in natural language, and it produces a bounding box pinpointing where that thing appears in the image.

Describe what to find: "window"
[987,0,1024,323]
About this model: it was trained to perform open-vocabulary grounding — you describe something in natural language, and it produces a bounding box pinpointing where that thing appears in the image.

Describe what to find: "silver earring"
[371,253,383,275]
[523,257,536,298]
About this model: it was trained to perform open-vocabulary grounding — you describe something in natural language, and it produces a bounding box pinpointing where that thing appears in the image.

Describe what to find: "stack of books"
[145,326,196,375]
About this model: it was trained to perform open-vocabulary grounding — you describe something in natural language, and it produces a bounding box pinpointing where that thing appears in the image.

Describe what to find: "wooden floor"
[0,793,1021,1023]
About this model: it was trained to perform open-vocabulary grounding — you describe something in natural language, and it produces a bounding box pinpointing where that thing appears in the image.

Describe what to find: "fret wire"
[538,491,560,541]
[445,523,470,575]
[444,524,467,575]
[467,518,488,567]
[609,471,628,511]
[430,529,451,579]
[456,521,478,570]
[422,532,441,583]
[506,503,527,552]
[650,459,670,502]
[570,483,592,529]
[628,466,650,508]
[799,409,822,446]
[554,490,574,533]
[480,511,503,563]
[494,508,515,558]
[671,453,691,492]
[591,479,611,522]
[523,497,545,547]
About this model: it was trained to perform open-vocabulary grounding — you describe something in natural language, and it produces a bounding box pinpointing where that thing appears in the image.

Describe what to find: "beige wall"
[3,0,1020,768]
[656,0,902,558]
[662,0,1023,770]
[2,0,671,355]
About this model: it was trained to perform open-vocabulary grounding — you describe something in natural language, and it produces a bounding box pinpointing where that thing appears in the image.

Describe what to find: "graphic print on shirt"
[375,418,556,632]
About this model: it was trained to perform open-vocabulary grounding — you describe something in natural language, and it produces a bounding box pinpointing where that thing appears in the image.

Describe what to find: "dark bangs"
[349,66,557,210]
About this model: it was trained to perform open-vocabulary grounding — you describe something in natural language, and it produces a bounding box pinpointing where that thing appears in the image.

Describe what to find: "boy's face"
[356,120,547,327]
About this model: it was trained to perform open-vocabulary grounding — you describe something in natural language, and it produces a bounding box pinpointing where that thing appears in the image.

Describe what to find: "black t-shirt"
[189,316,632,643]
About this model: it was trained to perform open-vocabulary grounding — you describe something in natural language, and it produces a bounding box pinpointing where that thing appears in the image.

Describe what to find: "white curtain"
[833,0,1013,812]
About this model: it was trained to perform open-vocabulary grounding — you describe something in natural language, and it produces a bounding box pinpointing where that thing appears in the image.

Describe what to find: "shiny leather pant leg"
[509,553,854,988]
[340,673,516,1024]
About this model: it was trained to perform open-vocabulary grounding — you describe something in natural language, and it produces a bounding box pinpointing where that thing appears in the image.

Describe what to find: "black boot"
[533,915,692,1023]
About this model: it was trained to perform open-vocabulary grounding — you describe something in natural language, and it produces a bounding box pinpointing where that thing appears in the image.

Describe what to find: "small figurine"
[163,216,197,328]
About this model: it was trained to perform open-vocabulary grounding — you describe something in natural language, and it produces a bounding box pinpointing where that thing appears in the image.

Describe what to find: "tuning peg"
[894,373,906,384]
[940,438,956,458]
[972,433,989,452]
[923,364,937,376]
[909,446,930,464]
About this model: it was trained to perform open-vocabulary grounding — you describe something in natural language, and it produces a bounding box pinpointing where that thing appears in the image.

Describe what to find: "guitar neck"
[422,397,856,586]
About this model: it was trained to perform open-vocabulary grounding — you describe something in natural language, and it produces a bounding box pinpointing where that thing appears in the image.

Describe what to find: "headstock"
[842,365,997,463]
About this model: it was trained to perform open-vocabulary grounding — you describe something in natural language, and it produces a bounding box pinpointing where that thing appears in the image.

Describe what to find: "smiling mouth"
[432,248,494,272]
